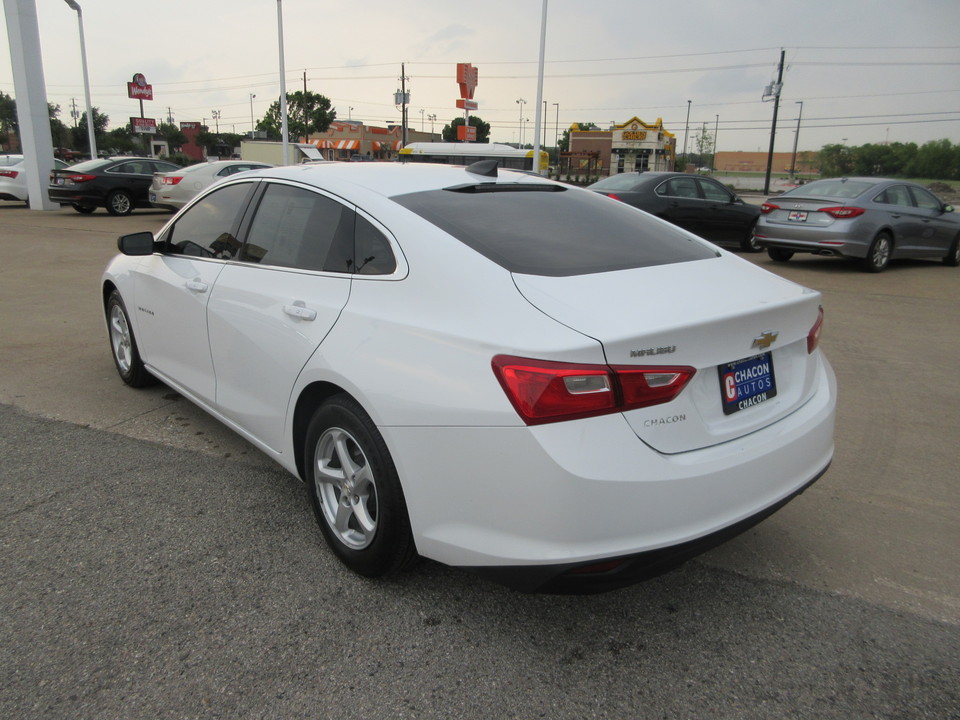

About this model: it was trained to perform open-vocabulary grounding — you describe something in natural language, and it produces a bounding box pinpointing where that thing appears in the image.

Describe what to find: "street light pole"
[249,94,256,135]
[681,100,691,171]
[516,98,526,146]
[790,101,804,179]
[276,0,289,164]
[62,0,96,159]
[713,114,719,171]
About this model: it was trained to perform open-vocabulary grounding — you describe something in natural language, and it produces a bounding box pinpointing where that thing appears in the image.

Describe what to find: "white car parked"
[102,161,836,592]
[0,154,70,205]
[149,159,272,211]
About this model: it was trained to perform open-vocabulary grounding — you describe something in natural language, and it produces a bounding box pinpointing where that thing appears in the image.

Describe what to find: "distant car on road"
[756,177,960,272]
[49,156,180,215]
[149,160,273,211]
[0,154,70,206]
[587,171,762,252]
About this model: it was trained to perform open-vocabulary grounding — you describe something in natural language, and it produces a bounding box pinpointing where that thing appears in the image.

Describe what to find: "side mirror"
[944,204,955,213]
[117,231,157,256]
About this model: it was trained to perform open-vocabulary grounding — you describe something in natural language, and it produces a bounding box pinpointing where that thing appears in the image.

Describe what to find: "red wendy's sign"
[456,63,478,100]
[127,73,153,101]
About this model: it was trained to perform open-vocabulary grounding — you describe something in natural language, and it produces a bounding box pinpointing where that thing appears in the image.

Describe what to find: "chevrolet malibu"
[101,161,836,593]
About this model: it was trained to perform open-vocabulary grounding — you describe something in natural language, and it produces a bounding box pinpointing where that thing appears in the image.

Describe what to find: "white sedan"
[0,154,69,205]
[148,159,272,210]
[102,161,836,592]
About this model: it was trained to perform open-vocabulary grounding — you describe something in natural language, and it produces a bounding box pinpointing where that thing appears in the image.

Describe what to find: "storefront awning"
[314,139,360,150]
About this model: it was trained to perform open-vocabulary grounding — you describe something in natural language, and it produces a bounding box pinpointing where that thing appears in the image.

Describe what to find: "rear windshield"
[782,179,876,199]
[392,184,716,277]
[60,158,112,172]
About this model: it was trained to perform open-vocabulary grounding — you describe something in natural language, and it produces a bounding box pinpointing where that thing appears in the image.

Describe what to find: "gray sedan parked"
[756,177,960,272]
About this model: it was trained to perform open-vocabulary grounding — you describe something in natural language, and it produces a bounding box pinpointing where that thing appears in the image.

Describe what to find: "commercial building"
[565,117,676,176]
[308,121,436,161]
[713,151,818,175]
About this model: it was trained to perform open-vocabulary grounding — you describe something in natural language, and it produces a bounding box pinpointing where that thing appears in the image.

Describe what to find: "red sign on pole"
[456,98,478,111]
[130,117,157,134]
[457,125,477,142]
[127,73,153,101]
[456,63,478,100]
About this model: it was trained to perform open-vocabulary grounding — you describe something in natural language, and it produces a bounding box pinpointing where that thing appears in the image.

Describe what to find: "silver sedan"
[149,160,271,211]
[756,177,960,272]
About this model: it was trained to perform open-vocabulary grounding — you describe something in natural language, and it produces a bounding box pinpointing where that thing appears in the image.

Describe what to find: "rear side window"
[165,182,254,258]
[393,185,716,277]
[240,184,355,272]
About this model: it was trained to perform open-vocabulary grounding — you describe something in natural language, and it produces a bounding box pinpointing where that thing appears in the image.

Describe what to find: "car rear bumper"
[756,222,870,258]
[383,353,836,591]
[48,187,102,206]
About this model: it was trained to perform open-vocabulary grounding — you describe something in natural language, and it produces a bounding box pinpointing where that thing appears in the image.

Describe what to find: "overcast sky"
[3,0,959,153]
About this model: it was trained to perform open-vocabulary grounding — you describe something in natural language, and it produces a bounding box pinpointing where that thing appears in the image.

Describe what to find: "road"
[1,201,958,718]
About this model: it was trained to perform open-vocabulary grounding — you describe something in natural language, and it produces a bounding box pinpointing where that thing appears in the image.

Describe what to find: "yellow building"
[567,117,676,175]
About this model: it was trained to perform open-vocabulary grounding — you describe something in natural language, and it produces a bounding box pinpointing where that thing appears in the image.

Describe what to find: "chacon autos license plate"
[718,352,777,415]
[787,210,808,222]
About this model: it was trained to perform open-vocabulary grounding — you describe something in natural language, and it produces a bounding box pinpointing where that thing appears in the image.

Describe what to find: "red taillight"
[66,173,96,183]
[807,306,824,354]
[760,202,780,214]
[491,355,695,425]
[605,193,623,202]
[0,170,18,179]
[161,176,183,185]
[819,206,865,219]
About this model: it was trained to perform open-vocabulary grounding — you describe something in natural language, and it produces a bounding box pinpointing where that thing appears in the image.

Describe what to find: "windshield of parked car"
[392,184,717,277]
[782,179,876,199]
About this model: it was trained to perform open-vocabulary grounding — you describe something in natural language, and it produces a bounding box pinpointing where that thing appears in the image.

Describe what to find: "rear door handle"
[185,279,208,293]
[283,303,317,321]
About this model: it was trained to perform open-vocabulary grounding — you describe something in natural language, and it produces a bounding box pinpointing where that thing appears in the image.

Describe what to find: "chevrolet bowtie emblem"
[752,331,779,350]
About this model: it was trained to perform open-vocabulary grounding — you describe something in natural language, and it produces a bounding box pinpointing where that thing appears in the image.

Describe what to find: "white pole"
[277,0,289,164]
[532,0,548,175]
[63,1,96,159]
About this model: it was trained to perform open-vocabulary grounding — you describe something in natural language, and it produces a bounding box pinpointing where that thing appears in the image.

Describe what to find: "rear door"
[206,181,359,451]
[696,177,754,243]
[654,176,707,235]
[908,186,957,255]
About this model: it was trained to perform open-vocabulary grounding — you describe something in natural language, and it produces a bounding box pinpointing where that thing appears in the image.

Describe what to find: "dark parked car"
[756,177,960,272]
[587,171,762,252]
[49,156,180,215]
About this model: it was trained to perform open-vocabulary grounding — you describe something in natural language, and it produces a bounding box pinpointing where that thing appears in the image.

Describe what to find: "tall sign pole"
[531,0,548,174]
[455,63,478,142]
[277,0,289,164]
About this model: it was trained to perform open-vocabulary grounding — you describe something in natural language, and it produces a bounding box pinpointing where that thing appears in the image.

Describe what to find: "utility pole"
[763,49,786,195]
[790,101,804,179]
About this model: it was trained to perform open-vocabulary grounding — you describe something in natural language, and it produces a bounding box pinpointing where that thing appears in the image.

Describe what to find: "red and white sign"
[457,125,477,142]
[127,73,153,101]
[456,98,478,111]
[131,117,157,134]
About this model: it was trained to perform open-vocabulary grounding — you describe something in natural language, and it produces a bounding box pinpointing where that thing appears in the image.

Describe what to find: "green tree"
[817,144,854,177]
[48,103,71,152]
[440,115,491,143]
[259,90,336,141]
[72,107,110,155]
[104,126,135,155]
[156,122,187,150]
[0,91,16,147]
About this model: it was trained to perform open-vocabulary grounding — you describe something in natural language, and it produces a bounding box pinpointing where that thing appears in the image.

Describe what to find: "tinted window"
[782,179,876,199]
[875,185,913,207]
[112,161,150,175]
[151,161,180,173]
[354,215,397,275]
[662,177,700,198]
[909,186,942,211]
[166,182,254,258]
[699,178,732,202]
[589,174,646,192]
[240,184,354,273]
[393,185,716,277]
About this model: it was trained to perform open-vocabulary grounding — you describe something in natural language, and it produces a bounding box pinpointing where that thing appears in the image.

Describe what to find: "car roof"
[241,161,558,199]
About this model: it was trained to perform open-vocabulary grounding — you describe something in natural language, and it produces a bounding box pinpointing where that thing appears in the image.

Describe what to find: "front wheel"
[943,235,960,267]
[739,220,762,253]
[861,232,892,273]
[106,291,156,387]
[304,395,417,578]
[767,247,794,262]
[106,190,133,216]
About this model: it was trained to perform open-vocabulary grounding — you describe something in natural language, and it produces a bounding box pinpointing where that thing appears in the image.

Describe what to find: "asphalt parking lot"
[2,200,958,718]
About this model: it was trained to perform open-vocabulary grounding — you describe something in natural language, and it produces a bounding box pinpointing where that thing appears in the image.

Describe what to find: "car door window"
[909,187,942,211]
[662,177,700,199]
[240,183,355,273]
[876,185,913,207]
[698,178,732,202]
[165,182,254,259]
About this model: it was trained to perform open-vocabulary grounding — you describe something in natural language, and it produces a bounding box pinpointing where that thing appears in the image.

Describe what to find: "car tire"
[767,247,794,262]
[106,190,133,216]
[304,395,417,577]
[861,232,892,273]
[740,221,762,253]
[71,203,96,214]
[943,235,960,267]
[106,291,157,388]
